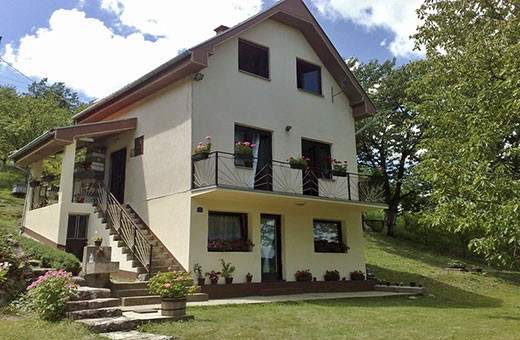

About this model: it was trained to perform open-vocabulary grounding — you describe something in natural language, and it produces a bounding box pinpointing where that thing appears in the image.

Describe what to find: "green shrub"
[0,230,33,305]
[0,166,26,189]
[26,269,78,321]
[14,236,81,275]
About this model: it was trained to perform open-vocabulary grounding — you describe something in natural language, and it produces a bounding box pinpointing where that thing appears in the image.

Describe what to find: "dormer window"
[297,59,322,95]
[238,39,269,79]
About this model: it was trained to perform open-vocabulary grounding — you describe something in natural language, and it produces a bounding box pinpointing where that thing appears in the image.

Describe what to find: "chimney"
[213,25,229,35]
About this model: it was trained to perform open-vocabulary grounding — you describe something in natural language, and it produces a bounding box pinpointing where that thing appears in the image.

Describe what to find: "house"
[10,0,384,291]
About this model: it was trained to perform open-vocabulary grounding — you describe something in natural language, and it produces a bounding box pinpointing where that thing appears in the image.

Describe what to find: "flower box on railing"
[192,153,209,161]
[234,153,253,168]
[332,170,347,177]
[290,163,306,170]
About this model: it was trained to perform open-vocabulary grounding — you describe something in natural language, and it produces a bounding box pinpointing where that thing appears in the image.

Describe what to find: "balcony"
[192,151,384,204]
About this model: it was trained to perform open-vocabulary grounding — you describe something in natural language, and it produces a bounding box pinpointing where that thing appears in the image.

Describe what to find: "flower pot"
[94,240,102,246]
[161,297,187,316]
[295,276,312,282]
[192,153,209,162]
[210,278,218,285]
[225,277,233,284]
[332,170,347,177]
[290,163,306,170]
[197,277,205,286]
[234,152,253,161]
[246,276,253,283]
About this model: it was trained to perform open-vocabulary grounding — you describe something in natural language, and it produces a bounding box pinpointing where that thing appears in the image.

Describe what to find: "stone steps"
[67,297,120,311]
[68,307,122,321]
[77,314,193,333]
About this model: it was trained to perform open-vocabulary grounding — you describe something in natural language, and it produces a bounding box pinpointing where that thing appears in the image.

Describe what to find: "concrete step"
[187,292,209,302]
[77,314,193,333]
[74,286,112,301]
[112,288,151,298]
[121,295,161,306]
[67,307,122,321]
[111,281,149,291]
[68,298,120,312]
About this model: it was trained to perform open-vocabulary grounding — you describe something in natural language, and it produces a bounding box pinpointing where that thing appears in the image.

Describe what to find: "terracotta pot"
[161,297,187,316]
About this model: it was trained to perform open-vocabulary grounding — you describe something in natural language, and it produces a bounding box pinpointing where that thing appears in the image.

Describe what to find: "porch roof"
[9,118,137,166]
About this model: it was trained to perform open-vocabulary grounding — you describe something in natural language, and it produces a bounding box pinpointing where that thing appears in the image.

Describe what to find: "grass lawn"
[0,181,519,339]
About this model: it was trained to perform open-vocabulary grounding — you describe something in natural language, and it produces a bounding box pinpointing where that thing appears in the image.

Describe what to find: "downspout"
[355,116,376,135]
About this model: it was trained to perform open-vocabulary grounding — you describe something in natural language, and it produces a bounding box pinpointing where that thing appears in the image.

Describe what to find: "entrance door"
[65,215,88,261]
[260,214,282,281]
[301,139,331,196]
[109,148,127,203]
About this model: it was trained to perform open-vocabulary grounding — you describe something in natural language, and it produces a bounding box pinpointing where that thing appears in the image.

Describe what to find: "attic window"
[297,59,322,95]
[238,39,269,79]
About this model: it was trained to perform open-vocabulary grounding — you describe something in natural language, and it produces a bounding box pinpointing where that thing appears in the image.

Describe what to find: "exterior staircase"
[92,181,181,281]
[110,281,208,306]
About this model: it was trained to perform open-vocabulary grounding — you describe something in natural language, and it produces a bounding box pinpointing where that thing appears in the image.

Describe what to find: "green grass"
[1,173,519,339]
[137,232,520,339]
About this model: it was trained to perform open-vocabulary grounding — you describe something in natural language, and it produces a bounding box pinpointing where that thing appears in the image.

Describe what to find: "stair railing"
[94,181,153,277]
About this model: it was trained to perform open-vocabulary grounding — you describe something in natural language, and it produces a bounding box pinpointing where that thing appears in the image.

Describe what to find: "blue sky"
[0,0,423,101]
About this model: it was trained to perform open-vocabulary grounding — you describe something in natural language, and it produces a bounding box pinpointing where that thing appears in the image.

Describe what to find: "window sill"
[238,69,271,81]
[297,88,324,97]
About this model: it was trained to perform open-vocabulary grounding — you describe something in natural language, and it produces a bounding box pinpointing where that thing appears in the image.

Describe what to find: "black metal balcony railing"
[192,151,384,203]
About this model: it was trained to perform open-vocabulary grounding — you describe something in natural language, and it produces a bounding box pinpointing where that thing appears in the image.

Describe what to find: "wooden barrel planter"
[161,297,187,316]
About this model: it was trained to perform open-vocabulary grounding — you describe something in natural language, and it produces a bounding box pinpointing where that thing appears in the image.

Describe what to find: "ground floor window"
[313,219,347,253]
[208,212,252,252]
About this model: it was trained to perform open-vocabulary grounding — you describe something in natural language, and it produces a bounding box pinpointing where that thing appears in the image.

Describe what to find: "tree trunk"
[383,207,397,237]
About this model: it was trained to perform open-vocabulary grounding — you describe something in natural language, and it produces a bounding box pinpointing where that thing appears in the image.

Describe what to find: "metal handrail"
[94,181,153,277]
[192,151,384,203]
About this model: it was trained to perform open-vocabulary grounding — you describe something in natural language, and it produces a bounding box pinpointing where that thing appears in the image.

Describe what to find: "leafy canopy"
[412,0,519,267]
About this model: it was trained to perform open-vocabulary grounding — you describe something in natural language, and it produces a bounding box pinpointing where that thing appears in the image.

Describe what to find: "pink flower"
[164,283,171,288]
[205,136,211,140]
[251,144,256,148]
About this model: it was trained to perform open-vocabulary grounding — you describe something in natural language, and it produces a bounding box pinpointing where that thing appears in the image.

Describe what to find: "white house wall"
[98,78,193,270]
[189,195,366,282]
[192,19,358,172]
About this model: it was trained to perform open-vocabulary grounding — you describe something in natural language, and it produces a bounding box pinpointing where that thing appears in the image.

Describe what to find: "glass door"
[260,214,282,281]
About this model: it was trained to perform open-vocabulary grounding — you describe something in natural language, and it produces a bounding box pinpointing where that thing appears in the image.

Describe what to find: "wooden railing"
[94,181,153,277]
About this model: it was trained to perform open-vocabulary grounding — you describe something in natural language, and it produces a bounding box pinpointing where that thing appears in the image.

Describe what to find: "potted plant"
[29,180,40,188]
[287,155,310,170]
[330,159,348,177]
[350,270,365,281]
[192,136,212,161]
[294,269,312,282]
[193,263,205,285]
[205,270,221,285]
[234,141,256,166]
[148,270,197,316]
[324,270,340,281]
[220,258,235,284]
[92,232,103,246]
[246,272,253,283]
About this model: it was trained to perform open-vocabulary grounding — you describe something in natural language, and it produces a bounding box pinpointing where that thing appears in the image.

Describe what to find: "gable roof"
[73,0,375,124]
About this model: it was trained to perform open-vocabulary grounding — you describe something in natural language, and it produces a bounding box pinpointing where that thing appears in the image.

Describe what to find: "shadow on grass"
[303,265,502,309]
[365,232,520,288]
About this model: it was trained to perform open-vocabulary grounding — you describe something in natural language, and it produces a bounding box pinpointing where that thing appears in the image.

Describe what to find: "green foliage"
[349,58,425,236]
[148,270,197,298]
[193,263,203,278]
[26,269,78,321]
[15,237,81,275]
[0,79,87,164]
[219,258,235,278]
[0,229,32,303]
[412,0,520,267]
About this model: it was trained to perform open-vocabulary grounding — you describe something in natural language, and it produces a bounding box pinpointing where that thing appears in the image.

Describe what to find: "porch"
[192,151,384,204]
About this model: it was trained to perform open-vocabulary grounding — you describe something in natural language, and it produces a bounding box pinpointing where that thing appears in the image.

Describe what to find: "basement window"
[313,220,347,253]
[297,59,322,95]
[208,211,251,252]
[238,39,269,79]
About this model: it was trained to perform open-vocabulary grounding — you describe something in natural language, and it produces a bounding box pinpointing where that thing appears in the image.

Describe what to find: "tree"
[413,0,519,267]
[0,80,86,164]
[350,58,424,236]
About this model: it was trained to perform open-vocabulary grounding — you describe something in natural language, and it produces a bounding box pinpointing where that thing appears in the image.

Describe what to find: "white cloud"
[3,1,263,99]
[312,0,424,58]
